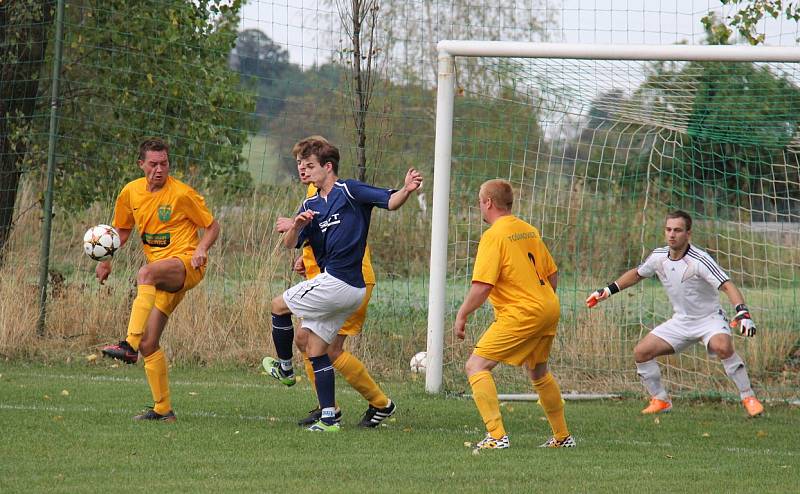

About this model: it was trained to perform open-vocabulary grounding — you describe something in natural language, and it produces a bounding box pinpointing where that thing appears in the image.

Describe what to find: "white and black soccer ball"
[83,224,121,261]
[409,351,427,374]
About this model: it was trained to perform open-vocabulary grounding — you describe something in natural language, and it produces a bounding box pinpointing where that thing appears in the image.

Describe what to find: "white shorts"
[651,311,731,354]
[282,272,365,344]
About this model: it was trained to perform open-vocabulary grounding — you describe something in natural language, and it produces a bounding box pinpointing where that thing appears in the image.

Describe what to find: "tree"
[0,0,53,259]
[230,28,299,117]
[631,17,800,218]
[713,1,800,44]
[33,0,256,213]
[330,0,383,181]
[0,1,255,249]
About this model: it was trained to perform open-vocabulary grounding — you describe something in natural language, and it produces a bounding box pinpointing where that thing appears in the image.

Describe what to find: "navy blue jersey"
[296,179,394,288]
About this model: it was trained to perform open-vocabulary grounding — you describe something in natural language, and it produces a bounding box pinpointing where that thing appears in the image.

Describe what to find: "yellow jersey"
[302,183,376,284]
[112,176,214,263]
[472,215,559,334]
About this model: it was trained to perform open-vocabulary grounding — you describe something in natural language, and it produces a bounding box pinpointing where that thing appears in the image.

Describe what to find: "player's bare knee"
[328,346,343,362]
[139,341,158,357]
[270,296,288,315]
[136,264,155,285]
[714,346,734,360]
[633,346,651,363]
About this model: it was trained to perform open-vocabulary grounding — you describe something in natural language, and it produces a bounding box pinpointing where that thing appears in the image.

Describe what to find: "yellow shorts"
[154,254,206,316]
[473,321,556,367]
[338,283,374,336]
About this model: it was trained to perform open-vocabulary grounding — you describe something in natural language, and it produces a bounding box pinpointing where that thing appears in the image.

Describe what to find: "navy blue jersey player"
[263,137,423,431]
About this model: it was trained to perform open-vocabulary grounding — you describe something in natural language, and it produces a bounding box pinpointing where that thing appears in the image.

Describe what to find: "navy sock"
[271,313,294,363]
[310,354,336,424]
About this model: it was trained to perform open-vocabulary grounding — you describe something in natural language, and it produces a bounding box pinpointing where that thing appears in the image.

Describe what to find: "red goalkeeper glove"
[586,282,620,308]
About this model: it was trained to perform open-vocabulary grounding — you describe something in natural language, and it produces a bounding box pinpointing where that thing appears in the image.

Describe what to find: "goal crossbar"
[425,41,800,393]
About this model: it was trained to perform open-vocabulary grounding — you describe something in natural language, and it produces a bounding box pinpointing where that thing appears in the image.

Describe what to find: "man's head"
[478,179,514,223]
[138,138,170,189]
[293,137,340,188]
[664,210,692,252]
[292,135,330,185]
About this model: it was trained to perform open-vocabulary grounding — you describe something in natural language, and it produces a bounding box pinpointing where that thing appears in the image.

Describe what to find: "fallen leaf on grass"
[85,354,97,362]
[756,430,768,438]
[701,432,710,437]
[61,390,69,397]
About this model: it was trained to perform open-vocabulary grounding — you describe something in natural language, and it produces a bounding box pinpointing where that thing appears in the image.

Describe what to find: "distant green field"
[1,362,797,493]
[241,134,283,185]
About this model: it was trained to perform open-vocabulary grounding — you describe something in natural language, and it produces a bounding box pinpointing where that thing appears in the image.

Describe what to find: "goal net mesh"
[441,55,800,400]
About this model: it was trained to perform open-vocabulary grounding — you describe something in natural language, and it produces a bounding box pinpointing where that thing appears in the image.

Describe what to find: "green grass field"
[0,362,797,493]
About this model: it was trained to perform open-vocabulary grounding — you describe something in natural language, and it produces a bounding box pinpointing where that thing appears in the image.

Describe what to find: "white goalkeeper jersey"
[637,244,730,319]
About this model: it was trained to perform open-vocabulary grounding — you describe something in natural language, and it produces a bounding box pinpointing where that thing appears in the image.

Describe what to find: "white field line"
[4,371,363,397]
[0,403,272,422]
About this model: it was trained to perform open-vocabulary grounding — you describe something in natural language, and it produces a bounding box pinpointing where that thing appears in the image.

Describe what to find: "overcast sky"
[238,0,800,68]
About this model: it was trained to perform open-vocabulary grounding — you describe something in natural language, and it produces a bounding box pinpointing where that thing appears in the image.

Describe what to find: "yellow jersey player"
[454,179,575,450]
[269,136,395,428]
[98,138,220,422]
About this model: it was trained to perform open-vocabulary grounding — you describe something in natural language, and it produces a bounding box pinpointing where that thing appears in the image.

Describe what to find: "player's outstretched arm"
[95,227,132,285]
[387,168,423,210]
[585,267,643,308]
[720,281,756,337]
[453,281,493,340]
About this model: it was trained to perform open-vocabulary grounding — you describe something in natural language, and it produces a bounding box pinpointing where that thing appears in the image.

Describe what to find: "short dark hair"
[293,137,339,174]
[666,210,692,231]
[138,138,169,161]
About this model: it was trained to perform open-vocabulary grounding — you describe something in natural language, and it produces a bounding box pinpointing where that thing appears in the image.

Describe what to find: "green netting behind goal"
[439,55,800,400]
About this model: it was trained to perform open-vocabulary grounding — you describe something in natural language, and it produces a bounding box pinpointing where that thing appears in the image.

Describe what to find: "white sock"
[722,353,754,399]
[636,360,669,402]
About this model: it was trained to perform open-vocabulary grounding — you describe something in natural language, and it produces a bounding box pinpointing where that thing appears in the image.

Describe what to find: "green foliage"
[37,0,256,209]
[717,0,800,44]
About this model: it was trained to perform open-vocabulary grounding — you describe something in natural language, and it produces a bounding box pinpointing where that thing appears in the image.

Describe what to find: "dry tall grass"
[1,179,797,399]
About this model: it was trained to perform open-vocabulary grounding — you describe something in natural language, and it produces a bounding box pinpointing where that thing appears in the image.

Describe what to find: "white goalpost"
[425,41,800,395]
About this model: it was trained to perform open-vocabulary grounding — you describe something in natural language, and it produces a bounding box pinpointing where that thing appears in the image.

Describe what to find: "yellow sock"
[126,284,156,351]
[533,372,569,441]
[468,370,505,439]
[144,349,171,415]
[334,352,389,409]
[302,352,317,393]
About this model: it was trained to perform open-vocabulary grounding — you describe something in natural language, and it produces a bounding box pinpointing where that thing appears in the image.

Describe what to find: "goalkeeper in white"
[586,210,764,417]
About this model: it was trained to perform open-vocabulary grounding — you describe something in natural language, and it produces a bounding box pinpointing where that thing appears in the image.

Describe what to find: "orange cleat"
[742,396,764,417]
[641,398,672,414]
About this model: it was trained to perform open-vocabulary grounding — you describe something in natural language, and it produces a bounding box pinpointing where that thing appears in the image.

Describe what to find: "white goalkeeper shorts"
[282,272,365,344]
[650,310,731,355]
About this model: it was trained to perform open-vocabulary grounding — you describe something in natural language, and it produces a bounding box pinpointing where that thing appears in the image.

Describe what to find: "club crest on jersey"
[158,205,172,222]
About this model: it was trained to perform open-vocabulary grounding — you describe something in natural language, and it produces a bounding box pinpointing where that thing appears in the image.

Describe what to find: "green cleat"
[306,419,341,432]
[262,356,296,387]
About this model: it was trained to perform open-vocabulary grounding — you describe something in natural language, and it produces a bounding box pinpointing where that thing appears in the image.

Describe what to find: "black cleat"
[133,408,177,422]
[101,340,139,364]
[298,407,341,426]
[357,399,396,428]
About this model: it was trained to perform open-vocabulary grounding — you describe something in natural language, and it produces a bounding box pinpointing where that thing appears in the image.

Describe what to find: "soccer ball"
[409,351,427,374]
[83,224,120,261]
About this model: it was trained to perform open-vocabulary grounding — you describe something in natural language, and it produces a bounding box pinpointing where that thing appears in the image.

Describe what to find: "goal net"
[426,42,800,401]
